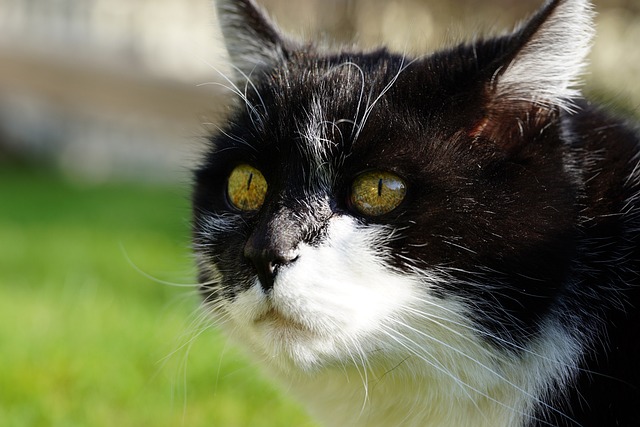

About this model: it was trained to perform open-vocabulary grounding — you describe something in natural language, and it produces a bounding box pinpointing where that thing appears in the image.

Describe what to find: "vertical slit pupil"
[377,178,383,197]
[247,172,253,190]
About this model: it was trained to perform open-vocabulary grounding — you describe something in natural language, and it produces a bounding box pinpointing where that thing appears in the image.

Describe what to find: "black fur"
[193,0,640,425]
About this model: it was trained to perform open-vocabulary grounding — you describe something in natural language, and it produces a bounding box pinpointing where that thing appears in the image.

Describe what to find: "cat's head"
[193,0,593,372]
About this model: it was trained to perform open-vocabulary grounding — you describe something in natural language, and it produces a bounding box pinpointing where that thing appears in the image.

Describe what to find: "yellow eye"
[350,171,407,216]
[227,164,267,211]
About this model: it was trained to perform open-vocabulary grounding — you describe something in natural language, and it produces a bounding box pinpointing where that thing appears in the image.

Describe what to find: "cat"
[191,0,640,425]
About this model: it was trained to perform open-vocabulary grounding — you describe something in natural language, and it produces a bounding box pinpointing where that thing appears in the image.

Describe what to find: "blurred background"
[1,1,639,426]
[1,0,639,180]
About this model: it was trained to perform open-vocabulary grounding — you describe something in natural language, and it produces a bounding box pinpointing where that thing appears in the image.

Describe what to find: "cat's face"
[192,57,437,370]
[193,0,591,372]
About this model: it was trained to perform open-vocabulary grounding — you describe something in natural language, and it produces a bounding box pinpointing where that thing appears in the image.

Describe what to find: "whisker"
[228,63,268,114]
[119,243,202,289]
[196,57,266,132]
[379,324,568,426]
[353,56,421,143]
[377,325,489,420]
[342,334,371,415]
[204,123,259,152]
[386,301,581,426]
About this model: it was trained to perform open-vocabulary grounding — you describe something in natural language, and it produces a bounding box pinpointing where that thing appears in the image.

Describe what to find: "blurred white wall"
[0,0,226,182]
[0,0,225,81]
[0,0,638,182]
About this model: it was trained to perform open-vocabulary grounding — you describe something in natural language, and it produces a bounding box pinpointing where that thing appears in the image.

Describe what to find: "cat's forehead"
[260,48,478,138]
[264,51,405,111]
[254,52,425,152]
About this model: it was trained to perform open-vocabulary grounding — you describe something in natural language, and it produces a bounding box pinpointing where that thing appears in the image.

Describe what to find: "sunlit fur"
[495,0,594,112]
[200,215,583,426]
[192,0,640,426]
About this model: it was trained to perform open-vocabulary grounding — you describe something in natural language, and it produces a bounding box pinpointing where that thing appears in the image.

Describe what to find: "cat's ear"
[215,0,295,79]
[490,0,595,112]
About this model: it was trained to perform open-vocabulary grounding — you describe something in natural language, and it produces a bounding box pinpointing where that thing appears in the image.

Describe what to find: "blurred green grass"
[0,167,316,427]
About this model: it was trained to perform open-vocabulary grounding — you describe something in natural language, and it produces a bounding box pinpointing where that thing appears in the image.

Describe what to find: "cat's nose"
[243,243,299,292]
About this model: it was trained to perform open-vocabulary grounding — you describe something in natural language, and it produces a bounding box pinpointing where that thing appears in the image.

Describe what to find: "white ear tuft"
[495,0,595,111]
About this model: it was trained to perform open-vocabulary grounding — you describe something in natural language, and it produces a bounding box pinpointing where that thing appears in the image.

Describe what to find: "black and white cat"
[192,0,640,425]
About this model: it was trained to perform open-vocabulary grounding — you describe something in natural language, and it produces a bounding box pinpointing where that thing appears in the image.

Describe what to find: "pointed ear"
[492,0,595,112]
[215,0,294,79]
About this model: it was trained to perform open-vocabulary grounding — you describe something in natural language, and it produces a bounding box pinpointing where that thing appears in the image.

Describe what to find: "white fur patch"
[496,0,595,111]
[213,215,582,426]
[223,216,417,370]
[298,96,337,193]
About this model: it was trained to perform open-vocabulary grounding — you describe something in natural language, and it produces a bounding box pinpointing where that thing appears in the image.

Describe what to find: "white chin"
[221,215,422,371]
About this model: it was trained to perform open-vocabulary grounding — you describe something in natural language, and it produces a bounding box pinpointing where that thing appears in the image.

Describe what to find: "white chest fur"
[215,216,581,427]
[290,368,524,427]
[275,329,579,427]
